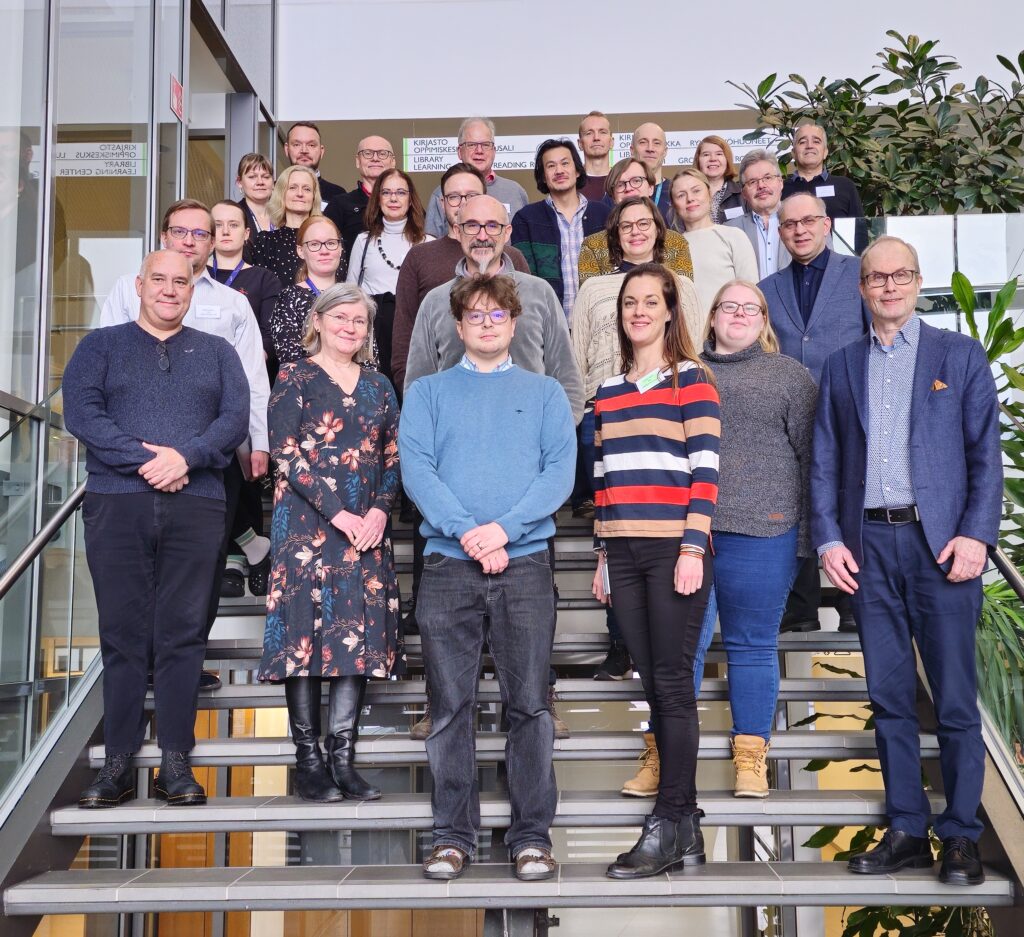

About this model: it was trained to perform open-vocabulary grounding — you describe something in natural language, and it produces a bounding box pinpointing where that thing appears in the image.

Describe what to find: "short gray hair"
[860,236,922,279]
[302,283,378,362]
[737,149,781,184]
[458,116,496,144]
[780,192,827,217]
[794,121,828,147]
[139,249,194,285]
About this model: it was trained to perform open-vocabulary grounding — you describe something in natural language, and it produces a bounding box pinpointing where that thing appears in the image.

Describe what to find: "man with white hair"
[726,149,792,278]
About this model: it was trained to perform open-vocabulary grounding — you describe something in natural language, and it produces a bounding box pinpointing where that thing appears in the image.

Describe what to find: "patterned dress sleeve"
[271,287,312,365]
[371,378,401,514]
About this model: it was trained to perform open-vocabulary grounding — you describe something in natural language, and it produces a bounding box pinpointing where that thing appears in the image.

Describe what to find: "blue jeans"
[696,527,799,739]
[417,550,557,857]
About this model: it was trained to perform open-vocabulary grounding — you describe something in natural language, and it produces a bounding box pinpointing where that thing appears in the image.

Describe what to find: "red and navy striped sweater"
[593,362,720,551]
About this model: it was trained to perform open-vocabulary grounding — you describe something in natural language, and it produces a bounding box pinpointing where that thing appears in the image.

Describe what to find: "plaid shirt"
[548,194,589,320]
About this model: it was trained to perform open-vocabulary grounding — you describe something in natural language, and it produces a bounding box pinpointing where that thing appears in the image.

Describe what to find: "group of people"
[64,113,1001,891]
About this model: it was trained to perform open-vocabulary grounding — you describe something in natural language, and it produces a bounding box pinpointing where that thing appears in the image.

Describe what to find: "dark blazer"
[760,251,870,382]
[712,179,745,224]
[725,212,792,277]
[810,320,1003,565]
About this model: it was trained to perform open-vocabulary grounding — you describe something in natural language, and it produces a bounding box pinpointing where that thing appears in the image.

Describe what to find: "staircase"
[2,510,1018,932]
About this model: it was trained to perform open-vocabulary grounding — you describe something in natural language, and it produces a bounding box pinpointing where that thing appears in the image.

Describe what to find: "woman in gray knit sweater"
[699,279,818,797]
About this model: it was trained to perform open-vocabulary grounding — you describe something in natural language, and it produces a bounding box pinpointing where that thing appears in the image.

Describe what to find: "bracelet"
[678,546,704,557]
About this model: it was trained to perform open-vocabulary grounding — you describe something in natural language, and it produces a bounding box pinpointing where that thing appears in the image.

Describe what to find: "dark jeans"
[205,453,243,639]
[606,537,711,820]
[371,292,396,384]
[417,550,557,857]
[852,519,985,840]
[83,491,225,754]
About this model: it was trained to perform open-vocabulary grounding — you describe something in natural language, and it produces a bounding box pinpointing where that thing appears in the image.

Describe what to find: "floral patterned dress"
[259,360,405,681]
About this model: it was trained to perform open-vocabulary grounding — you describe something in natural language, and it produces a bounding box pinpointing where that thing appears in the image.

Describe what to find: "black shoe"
[285,677,343,803]
[939,836,985,885]
[402,599,420,636]
[248,553,272,596]
[848,829,932,874]
[606,812,705,879]
[837,609,858,632]
[594,641,632,681]
[220,569,245,598]
[154,751,207,806]
[79,753,136,808]
[325,676,381,800]
[572,500,595,519]
[779,612,820,633]
[200,670,222,691]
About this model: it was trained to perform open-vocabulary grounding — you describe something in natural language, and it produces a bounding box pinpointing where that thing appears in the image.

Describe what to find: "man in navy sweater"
[400,274,575,884]
[64,250,249,810]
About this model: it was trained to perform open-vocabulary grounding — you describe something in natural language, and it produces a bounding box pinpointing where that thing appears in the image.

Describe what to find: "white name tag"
[723,205,745,220]
[320,200,330,211]
[635,369,662,394]
[196,304,221,319]
[816,185,836,198]
[502,202,512,215]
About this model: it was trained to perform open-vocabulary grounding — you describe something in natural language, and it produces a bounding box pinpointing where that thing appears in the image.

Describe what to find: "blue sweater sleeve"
[398,379,479,538]
[176,340,250,470]
[62,331,152,474]
[494,380,576,543]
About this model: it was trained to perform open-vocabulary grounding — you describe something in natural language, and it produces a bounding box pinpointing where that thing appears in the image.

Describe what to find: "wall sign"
[54,142,148,177]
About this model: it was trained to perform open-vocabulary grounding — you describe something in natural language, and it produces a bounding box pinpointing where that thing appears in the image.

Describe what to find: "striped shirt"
[593,362,721,550]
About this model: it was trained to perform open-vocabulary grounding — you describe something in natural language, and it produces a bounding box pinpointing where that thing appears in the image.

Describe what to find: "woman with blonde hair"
[698,279,817,798]
[253,165,324,287]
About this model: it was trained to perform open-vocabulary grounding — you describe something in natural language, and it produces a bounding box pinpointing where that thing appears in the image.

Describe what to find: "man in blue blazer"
[811,236,1002,887]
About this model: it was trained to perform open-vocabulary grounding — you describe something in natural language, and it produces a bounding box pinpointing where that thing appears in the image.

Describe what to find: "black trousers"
[205,454,244,639]
[606,537,711,820]
[372,292,396,385]
[83,491,225,754]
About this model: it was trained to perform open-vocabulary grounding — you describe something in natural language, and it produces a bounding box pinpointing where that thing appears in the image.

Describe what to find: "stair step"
[5,862,1012,915]
[155,677,870,711]
[50,789,942,837]
[90,730,924,769]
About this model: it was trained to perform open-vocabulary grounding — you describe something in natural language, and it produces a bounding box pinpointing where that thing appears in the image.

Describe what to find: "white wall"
[277,0,1018,121]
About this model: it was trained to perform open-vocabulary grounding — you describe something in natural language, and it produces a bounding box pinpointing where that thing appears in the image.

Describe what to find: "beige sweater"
[570,269,703,402]
[681,224,760,315]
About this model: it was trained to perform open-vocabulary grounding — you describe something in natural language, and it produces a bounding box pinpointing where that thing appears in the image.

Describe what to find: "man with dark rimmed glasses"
[65,248,248,810]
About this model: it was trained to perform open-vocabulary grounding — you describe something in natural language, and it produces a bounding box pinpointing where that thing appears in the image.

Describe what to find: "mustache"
[469,239,496,250]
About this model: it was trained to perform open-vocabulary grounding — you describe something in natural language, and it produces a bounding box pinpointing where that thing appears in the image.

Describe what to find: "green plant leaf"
[802,758,831,772]
[802,825,842,848]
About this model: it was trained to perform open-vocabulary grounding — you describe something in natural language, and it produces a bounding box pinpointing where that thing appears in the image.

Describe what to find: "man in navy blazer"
[811,236,1002,887]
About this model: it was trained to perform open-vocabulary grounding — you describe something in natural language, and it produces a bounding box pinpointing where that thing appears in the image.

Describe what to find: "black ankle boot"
[606,811,705,879]
[285,677,343,802]
[325,676,381,800]
[79,753,136,808]
[154,751,207,805]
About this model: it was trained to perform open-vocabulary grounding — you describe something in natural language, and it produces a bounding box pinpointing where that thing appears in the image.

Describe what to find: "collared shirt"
[752,211,782,278]
[790,247,830,324]
[864,314,920,509]
[458,353,515,373]
[548,194,589,320]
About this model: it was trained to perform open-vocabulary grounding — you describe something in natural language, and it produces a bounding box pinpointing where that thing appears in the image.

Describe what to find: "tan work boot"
[548,687,570,740]
[732,734,770,798]
[410,700,432,741]
[621,732,659,797]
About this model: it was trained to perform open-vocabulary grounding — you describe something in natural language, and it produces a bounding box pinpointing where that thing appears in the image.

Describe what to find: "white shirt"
[346,219,433,295]
[100,269,271,451]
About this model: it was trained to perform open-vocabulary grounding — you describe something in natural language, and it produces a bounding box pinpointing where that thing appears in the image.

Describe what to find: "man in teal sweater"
[399,274,575,884]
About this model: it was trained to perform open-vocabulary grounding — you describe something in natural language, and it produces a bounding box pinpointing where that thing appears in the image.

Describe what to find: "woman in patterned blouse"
[259,282,403,802]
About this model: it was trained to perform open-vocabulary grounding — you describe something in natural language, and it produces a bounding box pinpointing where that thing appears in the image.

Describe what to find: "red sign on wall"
[170,75,184,122]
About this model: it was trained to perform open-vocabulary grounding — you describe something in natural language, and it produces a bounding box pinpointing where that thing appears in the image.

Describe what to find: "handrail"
[991,546,1024,603]
[0,482,86,603]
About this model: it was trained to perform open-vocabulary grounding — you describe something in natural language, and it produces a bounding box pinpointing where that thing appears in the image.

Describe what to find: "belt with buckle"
[864,506,920,524]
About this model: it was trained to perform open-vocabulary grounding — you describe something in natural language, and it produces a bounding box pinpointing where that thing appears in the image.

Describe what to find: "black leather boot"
[285,678,343,802]
[325,676,381,800]
[607,811,705,879]
[79,753,136,808]
[154,751,207,805]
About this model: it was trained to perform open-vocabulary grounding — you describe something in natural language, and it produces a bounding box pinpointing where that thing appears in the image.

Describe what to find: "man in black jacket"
[325,135,397,268]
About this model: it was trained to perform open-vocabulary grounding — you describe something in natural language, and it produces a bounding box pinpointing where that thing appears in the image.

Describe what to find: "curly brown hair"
[449,274,523,321]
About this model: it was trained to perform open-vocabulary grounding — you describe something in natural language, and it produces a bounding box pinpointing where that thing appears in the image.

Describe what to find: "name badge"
[635,369,662,394]
[196,304,221,319]
[816,185,836,198]
[320,200,330,211]
[502,202,512,215]
[723,205,744,220]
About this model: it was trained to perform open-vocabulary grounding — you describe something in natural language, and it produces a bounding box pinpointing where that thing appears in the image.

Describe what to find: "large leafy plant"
[728,31,1024,215]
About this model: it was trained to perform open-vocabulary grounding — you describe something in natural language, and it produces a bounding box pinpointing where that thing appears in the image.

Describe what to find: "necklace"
[375,236,402,271]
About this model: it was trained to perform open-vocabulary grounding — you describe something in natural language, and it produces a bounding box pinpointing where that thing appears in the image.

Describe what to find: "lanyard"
[653,180,664,206]
[305,278,321,296]
[213,255,245,288]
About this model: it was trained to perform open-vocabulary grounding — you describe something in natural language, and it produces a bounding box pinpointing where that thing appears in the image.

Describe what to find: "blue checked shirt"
[549,194,589,320]
[458,354,515,373]
[752,211,782,278]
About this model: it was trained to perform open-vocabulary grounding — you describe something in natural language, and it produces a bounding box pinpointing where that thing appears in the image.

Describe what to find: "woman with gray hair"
[259,283,404,802]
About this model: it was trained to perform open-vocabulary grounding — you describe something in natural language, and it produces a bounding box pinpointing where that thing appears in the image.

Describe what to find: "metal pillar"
[224,92,259,197]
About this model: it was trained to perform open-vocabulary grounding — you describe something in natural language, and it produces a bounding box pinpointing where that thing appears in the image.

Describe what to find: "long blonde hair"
[267,165,323,227]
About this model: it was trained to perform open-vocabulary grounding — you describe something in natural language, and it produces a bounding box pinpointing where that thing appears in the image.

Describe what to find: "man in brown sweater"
[391,162,529,392]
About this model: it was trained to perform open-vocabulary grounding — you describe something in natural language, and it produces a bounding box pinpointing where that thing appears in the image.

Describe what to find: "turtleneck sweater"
[346,218,433,295]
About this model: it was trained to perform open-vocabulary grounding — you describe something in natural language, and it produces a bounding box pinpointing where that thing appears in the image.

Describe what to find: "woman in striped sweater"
[593,263,721,879]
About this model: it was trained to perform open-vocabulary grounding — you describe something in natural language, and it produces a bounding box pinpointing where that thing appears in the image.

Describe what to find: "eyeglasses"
[380,188,409,199]
[458,220,507,236]
[319,311,368,328]
[779,214,826,232]
[303,239,341,252]
[442,192,480,207]
[714,301,764,317]
[157,341,170,371]
[613,176,646,192]
[743,173,781,190]
[357,148,394,160]
[617,218,655,234]
[862,269,919,288]
[460,141,495,151]
[166,226,212,242]
[463,309,511,325]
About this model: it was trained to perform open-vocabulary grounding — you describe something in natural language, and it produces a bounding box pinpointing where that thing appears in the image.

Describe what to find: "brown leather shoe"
[514,846,558,881]
[422,845,470,880]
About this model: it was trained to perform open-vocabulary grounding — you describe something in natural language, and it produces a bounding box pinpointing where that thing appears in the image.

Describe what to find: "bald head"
[631,122,668,179]
[355,135,396,187]
[456,195,511,275]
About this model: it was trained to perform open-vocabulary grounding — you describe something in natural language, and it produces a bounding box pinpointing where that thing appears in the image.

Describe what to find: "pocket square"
[932,380,948,391]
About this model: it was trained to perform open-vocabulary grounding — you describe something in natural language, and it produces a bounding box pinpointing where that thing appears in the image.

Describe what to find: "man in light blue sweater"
[399,274,575,884]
